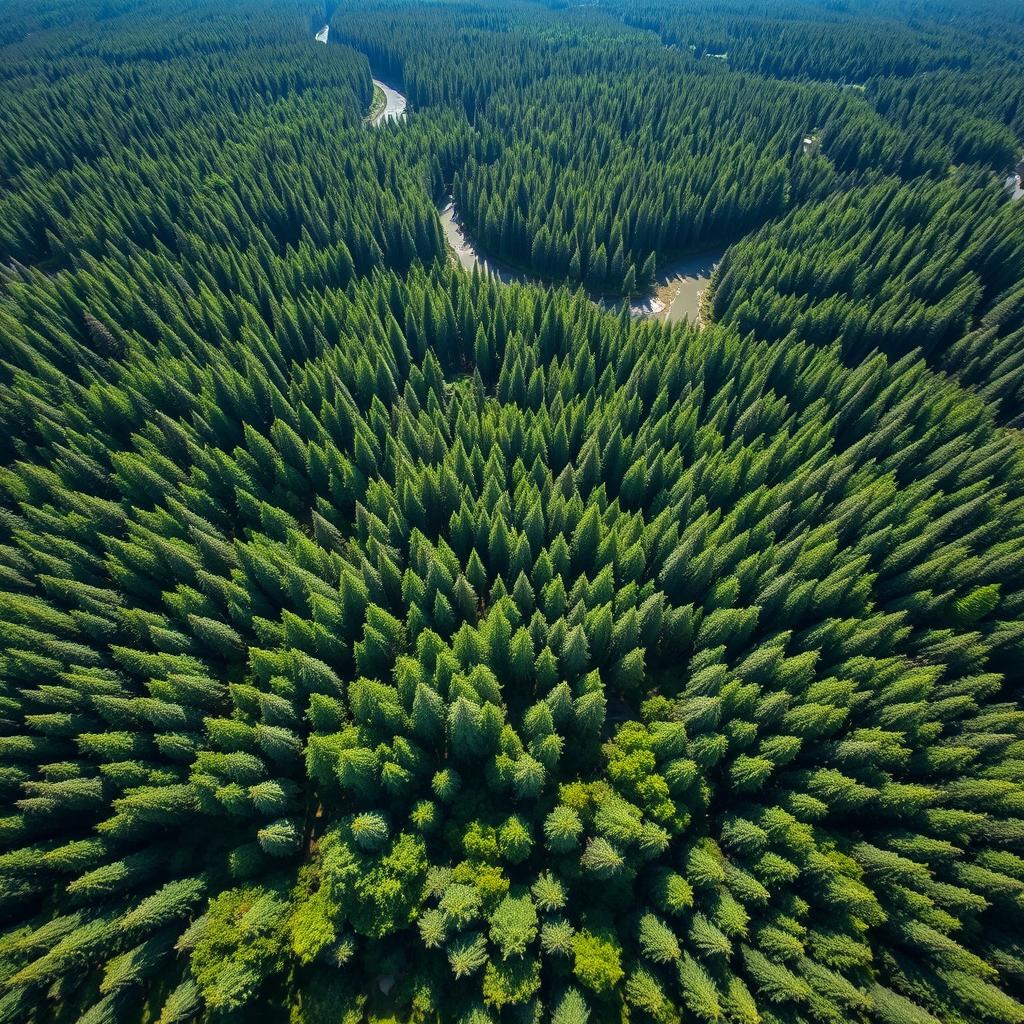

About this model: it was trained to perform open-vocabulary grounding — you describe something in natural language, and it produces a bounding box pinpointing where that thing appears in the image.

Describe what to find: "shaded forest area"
[2,1,1024,1024]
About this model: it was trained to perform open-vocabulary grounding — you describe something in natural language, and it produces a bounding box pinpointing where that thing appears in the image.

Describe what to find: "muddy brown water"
[440,200,722,325]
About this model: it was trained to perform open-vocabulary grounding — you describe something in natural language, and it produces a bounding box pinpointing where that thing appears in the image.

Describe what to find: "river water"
[439,202,522,284]
[370,80,407,125]
[440,200,721,325]
[655,251,722,324]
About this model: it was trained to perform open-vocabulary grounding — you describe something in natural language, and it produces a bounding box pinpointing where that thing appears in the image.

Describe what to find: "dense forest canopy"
[710,170,1024,423]
[2,1,1024,1023]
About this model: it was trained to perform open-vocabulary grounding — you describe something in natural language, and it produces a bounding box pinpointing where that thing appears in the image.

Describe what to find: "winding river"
[441,199,722,326]
[315,26,405,125]
[317,22,721,325]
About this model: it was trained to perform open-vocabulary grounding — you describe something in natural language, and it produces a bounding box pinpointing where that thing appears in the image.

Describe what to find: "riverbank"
[652,250,723,325]
[311,27,405,125]
[369,79,407,124]
[366,84,386,123]
[439,198,722,325]
[438,202,523,284]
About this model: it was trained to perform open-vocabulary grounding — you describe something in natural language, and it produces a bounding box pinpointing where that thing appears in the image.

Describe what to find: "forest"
[1,0,1024,1023]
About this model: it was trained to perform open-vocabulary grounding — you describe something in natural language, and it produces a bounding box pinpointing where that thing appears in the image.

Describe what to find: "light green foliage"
[544,806,583,852]
[530,873,566,912]
[580,838,625,878]
[679,953,722,1021]
[488,895,538,959]
[188,887,290,1013]
[449,933,489,978]
[481,956,541,1007]
[350,813,390,850]
[552,988,590,1024]
[572,929,624,994]
[346,833,428,938]
[639,913,681,963]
